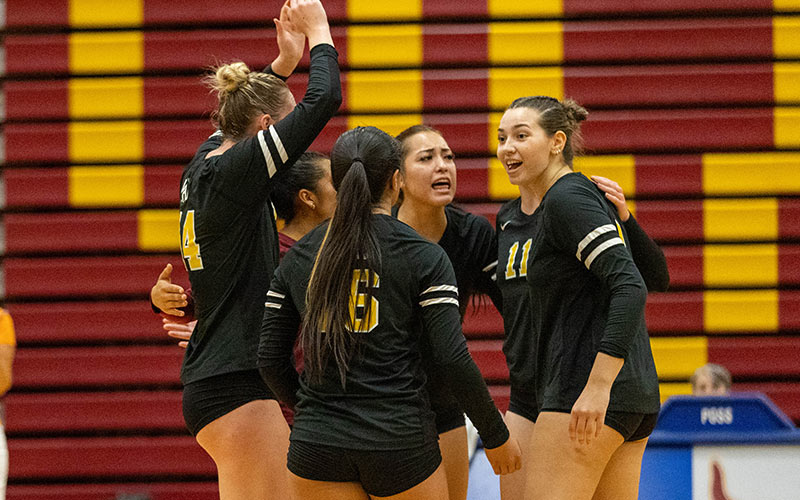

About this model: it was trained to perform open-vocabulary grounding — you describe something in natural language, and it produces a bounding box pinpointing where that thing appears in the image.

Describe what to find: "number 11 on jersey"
[181,210,204,271]
[505,238,532,279]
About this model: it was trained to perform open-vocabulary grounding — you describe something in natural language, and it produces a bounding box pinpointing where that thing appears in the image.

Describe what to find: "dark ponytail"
[303,127,401,387]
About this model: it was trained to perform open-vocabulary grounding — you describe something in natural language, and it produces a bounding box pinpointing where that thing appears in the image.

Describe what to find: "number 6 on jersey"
[181,210,204,271]
[348,270,379,332]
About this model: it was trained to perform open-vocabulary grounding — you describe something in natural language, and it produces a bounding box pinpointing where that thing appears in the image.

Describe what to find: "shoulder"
[383,215,450,260]
[446,204,494,240]
[182,133,224,180]
[543,173,605,216]
[282,222,328,268]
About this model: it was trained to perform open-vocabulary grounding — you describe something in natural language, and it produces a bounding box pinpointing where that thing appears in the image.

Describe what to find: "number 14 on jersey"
[181,210,204,271]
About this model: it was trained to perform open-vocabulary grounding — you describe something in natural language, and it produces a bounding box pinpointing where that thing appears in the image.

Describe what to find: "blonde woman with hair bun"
[153,1,342,499]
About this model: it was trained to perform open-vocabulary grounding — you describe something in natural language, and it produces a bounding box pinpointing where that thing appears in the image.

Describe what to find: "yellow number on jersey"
[505,241,520,279]
[505,238,532,279]
[181,210,204,271]
[348,269,379,333]
[519,238,532,277]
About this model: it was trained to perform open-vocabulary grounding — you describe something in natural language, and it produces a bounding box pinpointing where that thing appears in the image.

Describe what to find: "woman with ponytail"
[258,126,521,500]
[174,1,341,499]
[495,96,668,500]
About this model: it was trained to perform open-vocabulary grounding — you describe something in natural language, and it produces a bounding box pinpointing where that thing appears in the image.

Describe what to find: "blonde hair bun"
[210,62,251,96]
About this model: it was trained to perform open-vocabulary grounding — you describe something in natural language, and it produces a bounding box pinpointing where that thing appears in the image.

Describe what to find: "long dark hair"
[271,151,329,223]
[303,127,401,387]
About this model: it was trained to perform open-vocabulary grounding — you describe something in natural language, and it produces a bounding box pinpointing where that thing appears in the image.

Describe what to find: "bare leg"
[439,426,469,500]
[591,438,648,500]
[524,412,624,500]
[499,411,535,500]
[195,400,291,500]
[371,464,449,500]
[289,472,370,500]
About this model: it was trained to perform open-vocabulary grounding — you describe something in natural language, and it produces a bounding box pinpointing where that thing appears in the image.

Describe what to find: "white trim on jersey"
[269,125,289,163]
[421,285,459,296]
[265,302,282,309]
[482,260,498,273]
[584,237,624,270]
[257,130,278,178]
[419,297,460,307]
[576,224,616,260]
[266,290,286,299]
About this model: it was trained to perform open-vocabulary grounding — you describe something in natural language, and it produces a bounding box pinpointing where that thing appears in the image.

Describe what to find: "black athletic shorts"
[542,408,659,442]
[508,387,539,424]
[603,411,659,441]
[182,369,276,436]
[287,439,442,497]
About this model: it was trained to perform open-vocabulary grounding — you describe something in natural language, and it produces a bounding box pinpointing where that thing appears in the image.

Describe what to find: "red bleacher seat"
[7,482,218,500]
[3,255,184,299]
[14,346,182,389]
[5,391,184,434]
[6,301,165,344]
[8,436,214,479]
[708,336,800,377]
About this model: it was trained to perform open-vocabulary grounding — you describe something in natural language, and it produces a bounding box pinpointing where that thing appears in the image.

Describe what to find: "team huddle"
[149,1,669,499]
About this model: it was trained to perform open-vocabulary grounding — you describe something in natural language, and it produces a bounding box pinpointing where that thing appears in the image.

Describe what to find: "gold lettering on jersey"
[519,238,532,276]
[348,269,379,333]
[181,210,204,271]
[505,238,533,279]
[505,241,520,279]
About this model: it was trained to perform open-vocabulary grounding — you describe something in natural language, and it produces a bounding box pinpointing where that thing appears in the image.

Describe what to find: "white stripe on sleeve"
[266,291,286,299]
[257,130,278,178]
[419,297,460,307]
[269,125,289,163]
[576,224,616,260]
[421,285,459,296]
[583,238,624,270]
[265,302,282,309]
[482,260,498,273]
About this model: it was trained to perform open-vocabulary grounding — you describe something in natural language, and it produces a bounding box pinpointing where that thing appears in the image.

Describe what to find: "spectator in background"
[691,363,732,396]
[0,309,16,500]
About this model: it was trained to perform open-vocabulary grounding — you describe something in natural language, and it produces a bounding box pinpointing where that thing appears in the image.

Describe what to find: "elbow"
[323,85,343,117]
[650,272,670,293]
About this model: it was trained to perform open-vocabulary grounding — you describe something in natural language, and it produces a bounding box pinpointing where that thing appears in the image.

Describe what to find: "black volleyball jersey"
[392,204,502,315]
[179,44,341,385]
[258,214,509,450]
[525,173,660,414]
[496,198,539,393]
[497,192,669,399]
